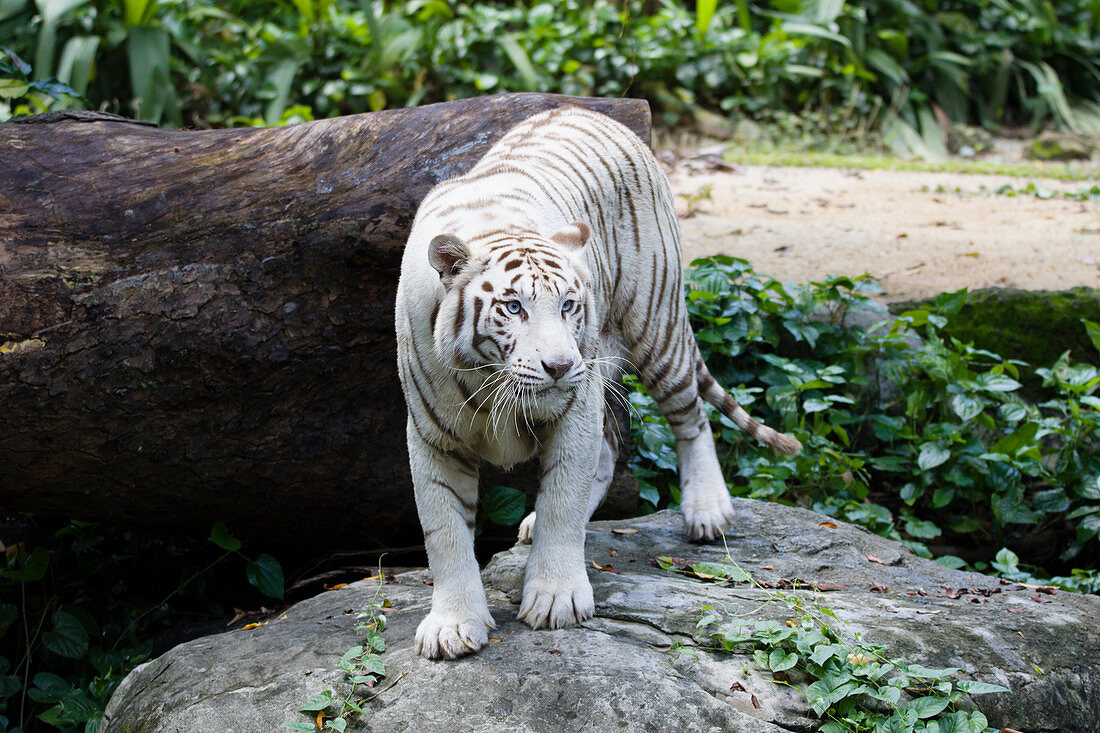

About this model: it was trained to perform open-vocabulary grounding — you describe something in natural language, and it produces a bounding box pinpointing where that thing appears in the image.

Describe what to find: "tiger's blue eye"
[506,300,522,314]
[561,300,574,313]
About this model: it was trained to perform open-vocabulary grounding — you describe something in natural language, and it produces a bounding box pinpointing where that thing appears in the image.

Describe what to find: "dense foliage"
[630,257,1100,591]
[4,0,1100,147]
[0,521,284,732]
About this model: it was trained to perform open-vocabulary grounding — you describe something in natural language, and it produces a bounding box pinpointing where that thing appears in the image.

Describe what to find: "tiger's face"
[429,223,596,421]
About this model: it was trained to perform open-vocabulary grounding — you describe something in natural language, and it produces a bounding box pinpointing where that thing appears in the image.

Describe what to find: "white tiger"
[395,106,801,660]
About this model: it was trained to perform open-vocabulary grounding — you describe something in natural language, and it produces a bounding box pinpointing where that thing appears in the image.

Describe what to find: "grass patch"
[725,151,1096,181]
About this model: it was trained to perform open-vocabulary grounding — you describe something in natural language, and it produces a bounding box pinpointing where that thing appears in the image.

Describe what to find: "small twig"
[361,670,407,702]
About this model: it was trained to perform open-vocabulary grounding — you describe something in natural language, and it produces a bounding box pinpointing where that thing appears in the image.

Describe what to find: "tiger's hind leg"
[632,326,735,541]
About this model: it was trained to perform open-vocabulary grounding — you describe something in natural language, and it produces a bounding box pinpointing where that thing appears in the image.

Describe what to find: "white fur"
[396,107,799,660]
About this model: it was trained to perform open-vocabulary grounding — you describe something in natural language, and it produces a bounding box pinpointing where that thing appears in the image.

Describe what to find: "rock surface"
[103,503,1100,732]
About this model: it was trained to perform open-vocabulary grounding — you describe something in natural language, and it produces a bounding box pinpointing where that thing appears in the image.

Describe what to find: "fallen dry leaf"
[611,528,639,535]
[730,681,746,692]
[819,521,837,529]
[751,694,761,709]
[866,554,885,564]
[489,637,504,643]
[870,582,889,593]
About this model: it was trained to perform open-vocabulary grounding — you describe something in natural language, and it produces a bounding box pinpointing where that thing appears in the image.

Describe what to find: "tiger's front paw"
[518,572,594,629]
[415,609,495,660]
[681,492,736,542]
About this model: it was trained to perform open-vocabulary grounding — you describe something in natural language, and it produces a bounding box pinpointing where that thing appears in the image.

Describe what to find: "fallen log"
[0,93,649,546]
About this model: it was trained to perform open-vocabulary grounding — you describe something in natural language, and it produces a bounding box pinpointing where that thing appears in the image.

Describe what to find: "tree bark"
[0,93,649,546]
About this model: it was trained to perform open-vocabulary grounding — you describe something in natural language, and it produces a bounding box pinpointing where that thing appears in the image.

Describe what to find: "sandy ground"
[668,163,1100,302]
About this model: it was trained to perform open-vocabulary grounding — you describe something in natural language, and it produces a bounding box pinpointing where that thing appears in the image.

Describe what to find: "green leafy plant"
[630,256,1100,592]
[659,555,1009,731]
[282,574,390,732]
[0,46,84,121]
[0,520,284,732]
[5,0,1099,135]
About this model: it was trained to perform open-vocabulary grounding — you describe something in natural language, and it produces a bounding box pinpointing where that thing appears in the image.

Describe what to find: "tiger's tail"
[695,360,802,456]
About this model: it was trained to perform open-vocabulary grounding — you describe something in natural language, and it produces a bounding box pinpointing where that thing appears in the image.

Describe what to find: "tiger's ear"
[550,222,590,252]
[428,234,471,287]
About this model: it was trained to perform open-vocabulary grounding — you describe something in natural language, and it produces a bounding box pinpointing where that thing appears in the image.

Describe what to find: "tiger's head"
[428,222,597,421]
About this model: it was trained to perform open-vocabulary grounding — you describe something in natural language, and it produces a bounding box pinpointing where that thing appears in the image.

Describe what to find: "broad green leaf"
[6,545,50,582]
[864,684,901,705]
[246,554,285,599]
[209,521,241,551]
[931,487,955,508]
[976,372,1021,393]
[362,655,385,676]
[0,675,20,698]
[298,689,334,712]
[365,630,385,652]
[904,517,941,539]
[917,443,950,471]
[690,561,751,583]
[949,394,982,421]
[42,611,89,659]
[907,695,950,718]
[768,649,798,672]
[0,603,17,632]
[1032,488,1070,513]
[482,485,526,526]
[326,717,347,732]
[30,672,69,702]
[991,547,1019,573]
[1084,319,1100,355]
[809,643,843,666]
[935,555,967,570]
[0,78,28,98]
[904,663,960,679]
[955,679,1009,695]
[1080,476,1100,501]
[934,288,968,314]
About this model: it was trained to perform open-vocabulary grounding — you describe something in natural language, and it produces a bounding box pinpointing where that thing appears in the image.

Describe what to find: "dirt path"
[669,164,1100,302]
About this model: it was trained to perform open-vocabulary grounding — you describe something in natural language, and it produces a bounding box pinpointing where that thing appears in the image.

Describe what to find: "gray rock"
[102,503,1100,732]
[691,108,739,140]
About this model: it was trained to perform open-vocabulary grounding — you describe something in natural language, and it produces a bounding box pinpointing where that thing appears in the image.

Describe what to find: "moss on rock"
[1027,130,1095,161]
[890,287,1100,368]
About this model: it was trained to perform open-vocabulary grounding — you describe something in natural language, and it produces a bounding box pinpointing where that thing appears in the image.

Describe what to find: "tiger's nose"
[542,358,574,381]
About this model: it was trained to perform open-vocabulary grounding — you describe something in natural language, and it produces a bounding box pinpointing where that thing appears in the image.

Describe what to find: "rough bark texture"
[0,93,650,545]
